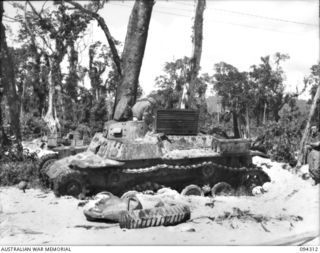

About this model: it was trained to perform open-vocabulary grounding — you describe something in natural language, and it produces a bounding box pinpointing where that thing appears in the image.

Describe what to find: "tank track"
[119,204,191,229]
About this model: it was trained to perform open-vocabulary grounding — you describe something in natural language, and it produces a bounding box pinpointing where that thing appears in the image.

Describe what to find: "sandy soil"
[0,157,319,245]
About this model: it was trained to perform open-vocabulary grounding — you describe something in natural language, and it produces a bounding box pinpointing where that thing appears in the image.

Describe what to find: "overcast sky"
[4,0,319,99]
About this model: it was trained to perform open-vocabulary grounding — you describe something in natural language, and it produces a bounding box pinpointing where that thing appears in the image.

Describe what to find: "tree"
[154,57,209,109]
[113,0,155,120]
[65,0,122,76]
[187,0,206,109]
[249,53,301,124]
[25,1,91,134]
[0,1,23,156]
[88,40,121,102]
[213,62,251,137]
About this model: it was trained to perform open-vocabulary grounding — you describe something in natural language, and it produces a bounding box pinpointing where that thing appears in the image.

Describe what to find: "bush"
[21,112,48,140]
[251,108,306,165]
[0,160,40,187]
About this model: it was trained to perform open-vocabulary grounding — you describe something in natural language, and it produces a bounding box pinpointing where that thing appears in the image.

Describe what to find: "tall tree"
[113,0,155,120]
[187,0,206,109]
[0,1,23,155]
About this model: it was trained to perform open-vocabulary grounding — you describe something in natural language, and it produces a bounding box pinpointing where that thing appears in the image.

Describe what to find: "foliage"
[21,112,48,139]
[213,62,251,115]
[154,57,210,108]
[252,100,307,164]
[0,161,39,186]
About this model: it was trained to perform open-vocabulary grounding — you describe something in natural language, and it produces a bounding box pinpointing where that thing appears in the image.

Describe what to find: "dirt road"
[0,157,319,245]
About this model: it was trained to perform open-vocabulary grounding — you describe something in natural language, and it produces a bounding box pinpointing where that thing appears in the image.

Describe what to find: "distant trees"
[213,62,250,137]
[249,53,292,123]
[154,57,210,110]
[24,0,92,134]
[212,53,303,132]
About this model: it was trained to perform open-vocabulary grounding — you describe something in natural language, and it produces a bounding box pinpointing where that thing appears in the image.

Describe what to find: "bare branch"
[25,0,53,54]
[39,0,48,16]
[64,0,122,76]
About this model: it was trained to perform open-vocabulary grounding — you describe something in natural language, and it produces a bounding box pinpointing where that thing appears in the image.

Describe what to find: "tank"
[44,109,270,198]
[38,130,89,180]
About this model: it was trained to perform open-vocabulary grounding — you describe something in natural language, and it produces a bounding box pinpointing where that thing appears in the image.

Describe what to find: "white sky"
[3,0,320,99]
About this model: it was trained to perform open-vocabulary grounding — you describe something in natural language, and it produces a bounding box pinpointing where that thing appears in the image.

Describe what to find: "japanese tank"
[38,130,90,178]
[44,109,270,198]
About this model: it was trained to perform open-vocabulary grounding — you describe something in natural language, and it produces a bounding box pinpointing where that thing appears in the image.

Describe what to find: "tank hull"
[46,120,270,198]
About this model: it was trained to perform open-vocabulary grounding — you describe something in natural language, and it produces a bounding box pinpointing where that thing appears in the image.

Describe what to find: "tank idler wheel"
[211,182,234,197]
[38,154,58,188]
[181,184,204,196]
[39,153,58,173]
[53,172,86,198]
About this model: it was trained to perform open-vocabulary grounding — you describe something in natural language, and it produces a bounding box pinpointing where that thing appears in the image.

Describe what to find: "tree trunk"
[32,50,46,115]
[233,111,241,138]
[113,0,154,121]
[0,2,23,156]
[43,57,60,135]
[245,106,250,138]
[297,84,320,167]
[187,0,206,109]
[263,102,267,124]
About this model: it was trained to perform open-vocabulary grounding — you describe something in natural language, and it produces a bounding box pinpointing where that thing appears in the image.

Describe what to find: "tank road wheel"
[181,184,204,196]
[53,172,85,198]
[202,164,215,178]
[119,204,191,229]
[211,182,234,197]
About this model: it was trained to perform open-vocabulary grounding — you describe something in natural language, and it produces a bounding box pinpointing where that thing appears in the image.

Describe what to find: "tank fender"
[69,156,124,169]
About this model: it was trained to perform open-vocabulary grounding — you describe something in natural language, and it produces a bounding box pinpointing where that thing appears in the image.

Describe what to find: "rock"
[18,181,28,193]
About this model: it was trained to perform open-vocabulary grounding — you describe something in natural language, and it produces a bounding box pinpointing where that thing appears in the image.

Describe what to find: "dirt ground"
[0,157,319,245]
